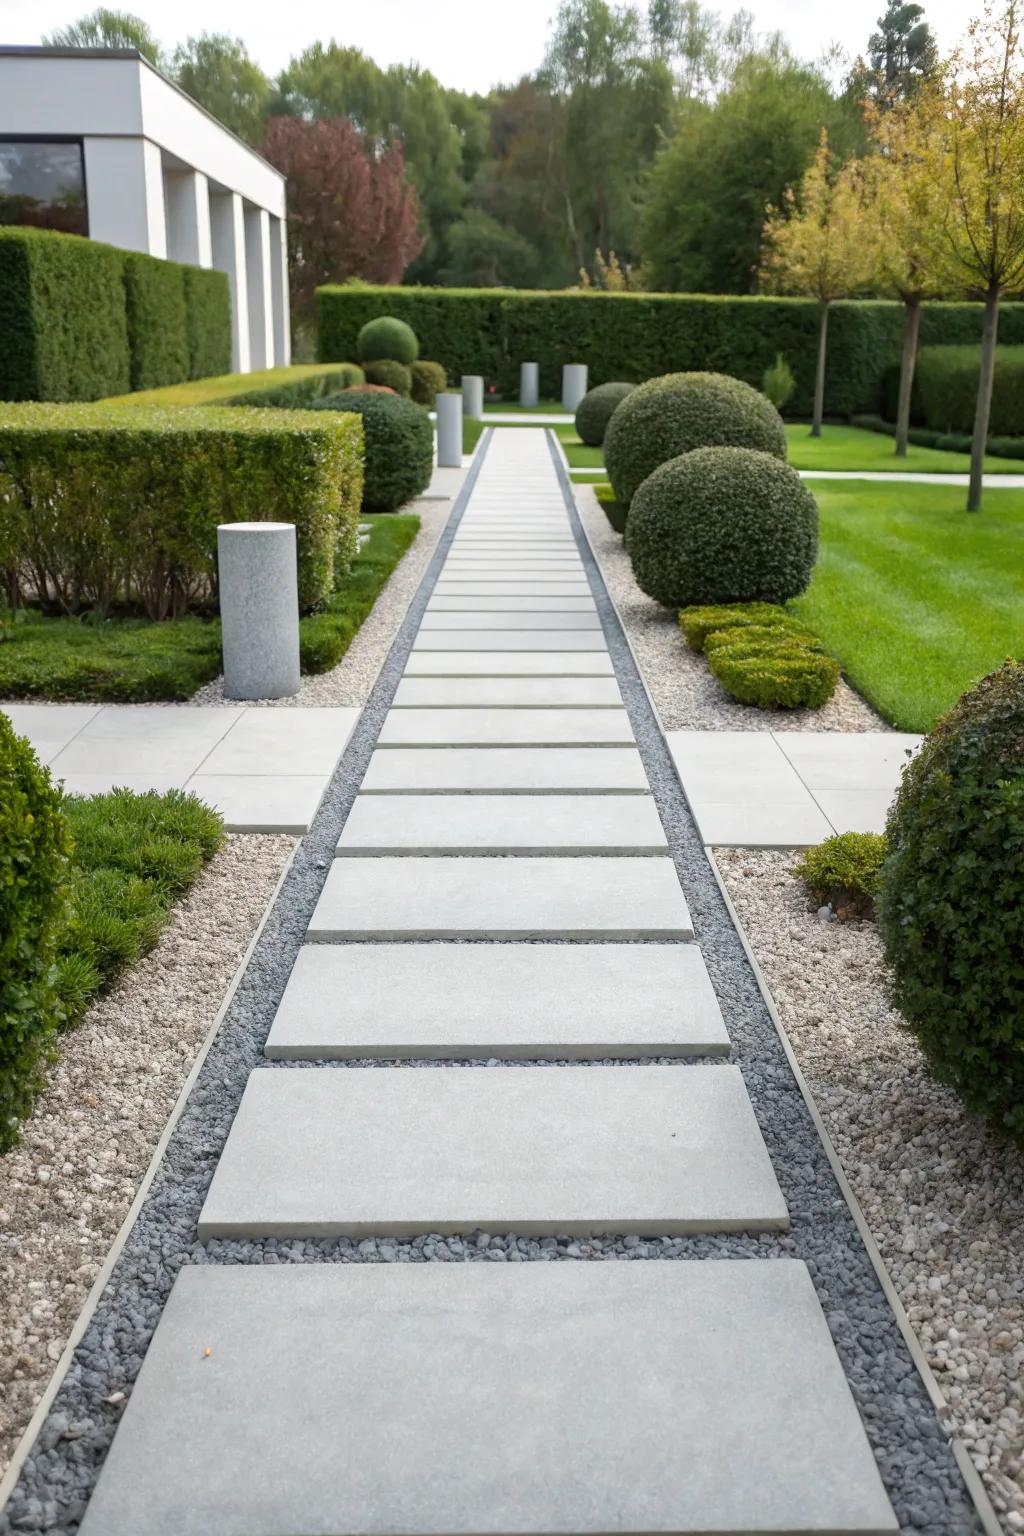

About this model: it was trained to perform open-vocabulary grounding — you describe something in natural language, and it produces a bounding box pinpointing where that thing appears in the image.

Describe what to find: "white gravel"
[575,483,884,732]
[717,847,1024,1533]
[0,832,293,1482]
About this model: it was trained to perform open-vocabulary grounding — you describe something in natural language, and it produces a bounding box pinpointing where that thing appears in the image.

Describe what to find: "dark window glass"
[0,140,86,234]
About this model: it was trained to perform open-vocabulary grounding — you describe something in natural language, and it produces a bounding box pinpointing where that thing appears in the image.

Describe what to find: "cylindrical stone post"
[562,363,589,413]
[462,374,484,420]
[436,391,463,468]
[217,522,300,701]
[520,361,539,408]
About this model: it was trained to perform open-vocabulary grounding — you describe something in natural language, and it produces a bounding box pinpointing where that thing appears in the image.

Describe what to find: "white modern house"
[0,46,289,373]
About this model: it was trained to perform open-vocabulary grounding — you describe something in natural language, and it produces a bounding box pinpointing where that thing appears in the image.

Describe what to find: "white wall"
[83,137,166,256]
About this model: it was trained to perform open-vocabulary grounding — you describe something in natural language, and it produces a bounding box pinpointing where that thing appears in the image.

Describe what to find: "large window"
[0,139,87,235]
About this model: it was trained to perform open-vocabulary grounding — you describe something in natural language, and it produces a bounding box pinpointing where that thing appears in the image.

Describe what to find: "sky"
[1,0,973,92]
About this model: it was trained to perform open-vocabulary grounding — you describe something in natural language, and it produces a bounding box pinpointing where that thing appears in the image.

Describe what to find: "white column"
[269,214,290,367]
[83,136,166,256]
[210,190,249,373]
[164,168,212,267]
[244,204,273,373]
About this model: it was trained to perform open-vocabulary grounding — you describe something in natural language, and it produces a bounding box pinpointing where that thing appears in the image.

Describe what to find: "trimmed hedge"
[108,364,365,409]
[915,346,1024,437]
[795,831,886,919]
[679,602,809,651]
[705,628,839,709]
[124,252,190,392]
[410,360,448,408]
[853,413,1024,460]
[364,359,413,396]
[575,382,634,447]
[310,392,433,512]
[183,266,232,381]
[357,316,419,364]
[0,405,364,618]
[317,284,1024,419]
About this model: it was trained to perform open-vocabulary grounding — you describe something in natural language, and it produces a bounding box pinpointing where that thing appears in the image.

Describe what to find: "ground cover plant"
[703,624,839,709]
[794,831,886,919]
[790,482,1024,730]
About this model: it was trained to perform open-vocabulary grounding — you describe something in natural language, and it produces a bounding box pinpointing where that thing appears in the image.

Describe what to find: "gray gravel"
[0,430,981,1536]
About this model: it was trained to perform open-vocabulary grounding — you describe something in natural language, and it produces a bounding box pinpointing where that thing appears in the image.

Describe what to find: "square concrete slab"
[198,707,358,775]
[377,707,632,746]
[775,730,921,790]
[403,652,615,675]
[392,677,622,707]
[77,1260,898,1536]
[264,942,729,1059]
[1,703,102,764]
[361,747,649,793]
[687,798,835,848]
[184,774,327,833]
[308,855,691,938]
[336,794,667,854]
[413,631,609,651]
[812,787,898,835]
[198,1064,784,1237]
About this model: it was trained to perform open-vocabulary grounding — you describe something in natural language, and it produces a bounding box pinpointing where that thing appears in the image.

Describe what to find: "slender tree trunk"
[895,295,921,458]
[811,300,829,438]
[968,281,1001,512]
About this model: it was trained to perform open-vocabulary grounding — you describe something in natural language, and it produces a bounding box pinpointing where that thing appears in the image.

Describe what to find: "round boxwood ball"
[357,316,419,366]
[575,381,635,447]
[625,446,818,609]
[363,359,413,396]
[312,391,432,512]
[604,371,787,506]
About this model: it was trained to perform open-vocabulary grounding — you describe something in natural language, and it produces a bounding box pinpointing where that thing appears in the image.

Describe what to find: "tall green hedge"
[124,252,190,391]
[316,285,1024,418]
[183,266,232,381]
[105,364,364,408]
[915,345,1024,437]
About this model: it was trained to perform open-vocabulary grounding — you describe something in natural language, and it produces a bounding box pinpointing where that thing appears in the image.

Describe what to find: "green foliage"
[913,346,1024,437]
[595,483,627,534]
[357,316,420,365]
[410,360,448,408]
[762,353,796,411]
[110,363,365,408]
[299,514,420,671]
[123,252,190,392]
[171,32,273,142]
[606,372,787,508]
[444,210,541,288]
[575,381,635,447]
[625,446,818,608]
[182,267,232,381]
[0,714,71,1152]
[364,359,413,396]
[678,602,806,651]
[0,227,130,401]
[0,612,222,702]
[706,628,840,709]
[44,7,160,61]
[854,413,1024,461]
[877,662,1024,1139]
[310,391,433,512]
[795,832,887,919]
[0,404,363,617]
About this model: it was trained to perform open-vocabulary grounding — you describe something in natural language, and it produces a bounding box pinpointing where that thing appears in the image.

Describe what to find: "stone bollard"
[435,391,463,468]
[462,374,484,420]
[217,522,300,700]
[562,363,589,413]
[520,361,539,408]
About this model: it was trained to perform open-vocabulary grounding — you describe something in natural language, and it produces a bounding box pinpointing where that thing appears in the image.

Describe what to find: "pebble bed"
[0,834,293,1486]
[717,847,1024,1533]
[0,435,982,1535]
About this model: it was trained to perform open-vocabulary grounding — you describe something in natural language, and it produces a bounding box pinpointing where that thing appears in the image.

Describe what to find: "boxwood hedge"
[311,392,433,512]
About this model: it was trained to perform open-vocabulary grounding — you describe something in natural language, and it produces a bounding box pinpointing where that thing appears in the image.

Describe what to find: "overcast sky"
[1,0,973,91]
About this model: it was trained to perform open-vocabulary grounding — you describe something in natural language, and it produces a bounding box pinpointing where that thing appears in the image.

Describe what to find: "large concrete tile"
[421,612,601,631]
[361,747,648,793]
[392,677,622,707]
[413,631,609,651]
[265,942,728,1059]
[403,652,615,675]
[1,703,101,764]
[666,730,809,800]
[691,799,834,847]
[337,794,666,854]
[198,707,359,775]
[377,708,632,746]
[199,1064,783,1238]
[308,855,691,937]
[434,583,593,596]
[48,705,241,776]
[812,787,896,835]
[775,730,921,789]
[428,597,597,611]
[185,774,327,833]
[77,1260,897,1536]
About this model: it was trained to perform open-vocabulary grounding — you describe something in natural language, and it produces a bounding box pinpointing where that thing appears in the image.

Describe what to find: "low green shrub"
[310,391,433,512]
[625,446,818,609]
[877,660,1024,1140]
[182,267,232,381]
[0,612,222,701]
[762,353,795,412]
[706,635,839,709]
[123,252,189,392]
[104,364,364,408]
[854,412,1024,460]
[0,713,71,1152]
[678,602,804,652]
[795,831,886,918]
[357,316,419,365]
[595,483,627,535]
[410,360,448,408]
[884,345,1024,437]
[575,382,635,447]
[703,623,823,658]
[364,359,413,396]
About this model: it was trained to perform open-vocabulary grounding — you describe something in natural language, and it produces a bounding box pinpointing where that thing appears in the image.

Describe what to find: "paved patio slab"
[420,612,602,631]
[403,652,615,675]
[264,941,729,1059]
[392,677,622,707]
[412,631,609,651]
[336,794,667,854]
[376,707,631,746]
[198,1064,784,1237]
[360,747,649,793]
[427,597,597,612]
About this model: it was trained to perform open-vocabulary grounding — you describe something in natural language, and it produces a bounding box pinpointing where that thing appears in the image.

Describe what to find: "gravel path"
[575,483,883,732]
[717,848,1024,1534]
[0,834,293,1485]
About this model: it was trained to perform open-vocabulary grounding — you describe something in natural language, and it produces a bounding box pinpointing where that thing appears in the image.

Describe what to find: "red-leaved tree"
[260,116,424,321]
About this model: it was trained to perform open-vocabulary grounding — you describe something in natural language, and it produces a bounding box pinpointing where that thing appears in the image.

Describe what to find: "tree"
[868,0,938,102]
[43,7,159,64]
[443,210,541,287]
[259,117,423,322]
[171,34,272,143]
[761,132,875,436]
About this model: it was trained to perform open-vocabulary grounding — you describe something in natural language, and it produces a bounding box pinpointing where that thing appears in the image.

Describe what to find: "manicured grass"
[784,423,1023,475]
[483,399,568,414]
[299,514,420,671]
[463,417,486,454]
[790,482,1024,730]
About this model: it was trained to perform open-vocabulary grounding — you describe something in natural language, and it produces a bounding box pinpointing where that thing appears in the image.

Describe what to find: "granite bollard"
[435,391,463,467]
[462,374,484,420]
[217,522,300,700]
[562,363,588,412]
[520,361,539,408]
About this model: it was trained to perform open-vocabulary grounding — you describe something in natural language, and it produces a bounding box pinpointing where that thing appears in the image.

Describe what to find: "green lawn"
[483,399,568,414]
[791,482,1024,730]
[463,417,486,454]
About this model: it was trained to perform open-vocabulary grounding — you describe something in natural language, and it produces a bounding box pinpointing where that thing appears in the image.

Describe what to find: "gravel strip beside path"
[575,482,883,732]
[0,833,294,1484]
[717,847,1024,1534]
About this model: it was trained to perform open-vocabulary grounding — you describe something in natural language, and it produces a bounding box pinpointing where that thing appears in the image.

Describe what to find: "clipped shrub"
[626,446,818,609]
[707,633,839,709]
[702,623,823,658]
[357,315,419,365]
[123,252,189,392]
[0,714,72,1152]
[182,266,232,381]
[877,661,1024,1139]
[311,391,433,512]
[605,371,787,506]
[679,602,804,652]
[795,831,886,918]
[364,359,413,396]
[410,360,448,408]
[913,345,1024,437]
[342,383,396,395]
[109,363,365,408]
[762,352,795,412]
[595,483,627,535]
[575,381,635,447]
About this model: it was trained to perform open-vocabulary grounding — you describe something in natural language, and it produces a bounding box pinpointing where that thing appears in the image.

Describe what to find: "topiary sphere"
[363,359,413,396]
[604,371,787,506]
[410,360,448,408]
[877,660,1024,1141]
[625,446,818,609]
[357,316,419,366]
[575,381,635,447]
[312,391,432,512]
